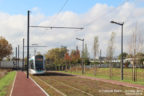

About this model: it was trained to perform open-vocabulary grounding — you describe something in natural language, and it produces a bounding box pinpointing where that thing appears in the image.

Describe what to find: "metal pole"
[100,49,101,68]
[18,45,19,69]
[121,24,124,80]
[15,47,17,69]
[22,38,24,71]
[16,47,17,69]
[27,10,30,78]
[82,39,84,74]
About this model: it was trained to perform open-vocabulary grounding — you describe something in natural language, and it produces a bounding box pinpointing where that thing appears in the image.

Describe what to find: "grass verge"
[0,71,16,96]
[59,71,144,86]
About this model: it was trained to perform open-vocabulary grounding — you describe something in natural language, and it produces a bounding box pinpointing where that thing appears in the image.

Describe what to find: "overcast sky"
[0,0,144,58]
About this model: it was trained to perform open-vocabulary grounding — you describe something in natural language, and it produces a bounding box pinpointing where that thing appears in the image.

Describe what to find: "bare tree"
[106,32,116,79]
[83,43,89,73]
[128,23,143,81]
[93,36,99,75]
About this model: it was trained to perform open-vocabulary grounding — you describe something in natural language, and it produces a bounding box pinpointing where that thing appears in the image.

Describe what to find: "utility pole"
[121,23,124,80]
[16,47,17,69]
[100,49,101,68]
[27,10,30,78]
[22,38,24,71]
[82,39,84,74]
[18,45,19,69]
[27,10,83,78]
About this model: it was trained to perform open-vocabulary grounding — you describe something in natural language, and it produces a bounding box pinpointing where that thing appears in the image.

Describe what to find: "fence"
[67,63,144,83]
[0,61,23,69]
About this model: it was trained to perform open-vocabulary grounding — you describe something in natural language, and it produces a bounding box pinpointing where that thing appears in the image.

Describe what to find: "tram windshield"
[35,55,44,71]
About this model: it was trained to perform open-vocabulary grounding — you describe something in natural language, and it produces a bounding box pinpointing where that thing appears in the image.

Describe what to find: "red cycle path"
[11,71,47,96]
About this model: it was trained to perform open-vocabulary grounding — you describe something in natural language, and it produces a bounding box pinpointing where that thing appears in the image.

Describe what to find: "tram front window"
[35,55,44,71]
[35,61,43,71]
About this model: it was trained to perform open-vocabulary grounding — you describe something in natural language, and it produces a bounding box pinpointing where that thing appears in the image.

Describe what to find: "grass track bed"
[31,71,143,96]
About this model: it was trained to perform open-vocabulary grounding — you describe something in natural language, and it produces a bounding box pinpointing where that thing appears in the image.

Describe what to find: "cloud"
[0,1,144,58]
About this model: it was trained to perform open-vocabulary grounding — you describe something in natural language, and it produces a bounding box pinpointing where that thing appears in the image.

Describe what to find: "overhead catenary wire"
[24,45,48,47]
[26,0,133,59]
[82,0,130,28]
[30,26,84,30]
[49,0,69,26]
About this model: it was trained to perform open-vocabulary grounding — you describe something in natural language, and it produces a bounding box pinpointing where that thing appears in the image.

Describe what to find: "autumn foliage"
[0,36,12,60]
[45,46,81,70]
[70,48,80,64]
[64,52,71,61]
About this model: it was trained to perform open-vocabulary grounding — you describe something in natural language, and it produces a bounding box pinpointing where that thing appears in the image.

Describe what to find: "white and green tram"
[29,55,46,74]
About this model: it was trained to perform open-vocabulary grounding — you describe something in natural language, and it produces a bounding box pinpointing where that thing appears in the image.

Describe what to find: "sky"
[0,0,144,58]
[0,0,125,15]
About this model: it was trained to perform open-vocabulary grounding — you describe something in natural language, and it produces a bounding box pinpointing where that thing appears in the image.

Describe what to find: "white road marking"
[23,72,49,96]
[30,76,50,96]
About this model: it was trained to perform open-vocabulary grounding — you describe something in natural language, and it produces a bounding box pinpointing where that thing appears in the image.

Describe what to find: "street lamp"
[76,38,85,74]
[110,20,124,80]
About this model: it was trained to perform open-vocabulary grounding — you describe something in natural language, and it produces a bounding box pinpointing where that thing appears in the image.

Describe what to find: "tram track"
[33,75,67,96]
[35,76,94,96]
[34,75,123,96]
[39,76,124,96]
[31,71,142,96]
[43,77,94,96]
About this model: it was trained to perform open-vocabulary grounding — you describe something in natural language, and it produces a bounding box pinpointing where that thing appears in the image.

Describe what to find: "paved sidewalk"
[11,71,47,96]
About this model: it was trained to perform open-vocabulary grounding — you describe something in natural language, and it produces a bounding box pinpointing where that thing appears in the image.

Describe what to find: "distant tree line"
[45,45,90,71]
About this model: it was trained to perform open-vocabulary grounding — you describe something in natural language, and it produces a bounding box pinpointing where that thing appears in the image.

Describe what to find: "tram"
[29,55,46,74]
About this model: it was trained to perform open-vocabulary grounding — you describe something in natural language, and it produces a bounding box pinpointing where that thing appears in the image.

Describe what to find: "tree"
[64,52,71,71]
[119,52,130,68]
[118,52,128,60]
[93,36,99,60]
[83,43,89,73]
[71,50,80,64]
[69,46,80,72]
[93,36,99,75]
[135,52,144,66]
[83,43,89,59]
[0,36,12,61]
[45,47,67,70]
[83,43,90,64]
[106,32,116,79]
[107,32,115,60]
[128,23,143,81]
[76,46,80,63]
[70,46,81,70]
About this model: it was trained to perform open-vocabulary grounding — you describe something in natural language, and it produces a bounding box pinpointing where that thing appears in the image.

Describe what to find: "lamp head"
[110,21,115,23]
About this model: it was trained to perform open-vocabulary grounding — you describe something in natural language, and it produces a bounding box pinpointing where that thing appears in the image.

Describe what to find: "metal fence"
[0,61,23,69]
